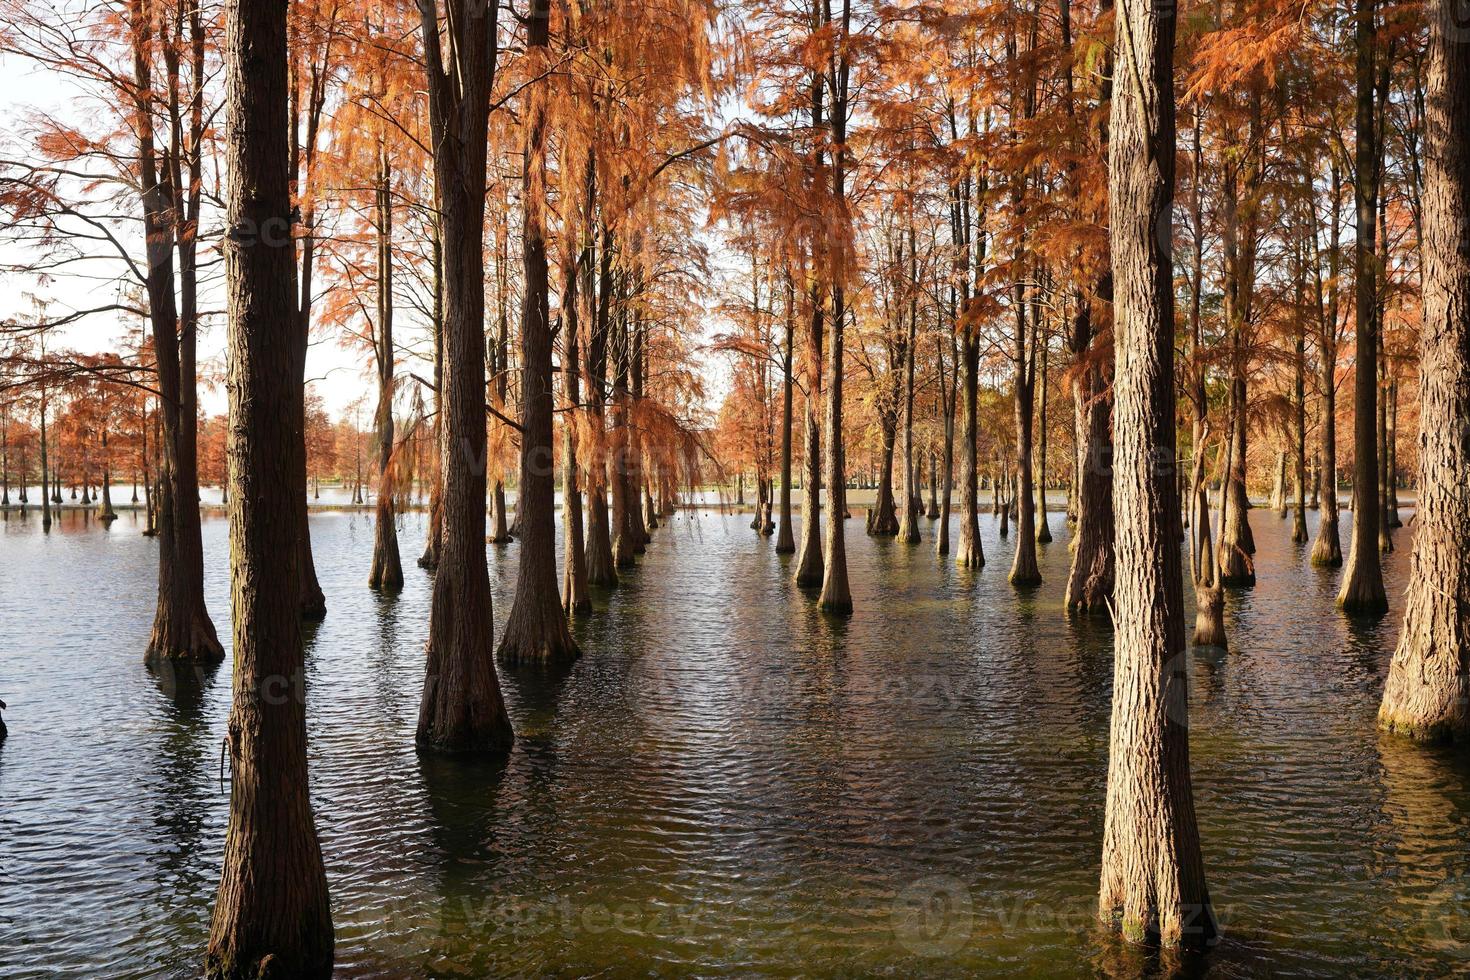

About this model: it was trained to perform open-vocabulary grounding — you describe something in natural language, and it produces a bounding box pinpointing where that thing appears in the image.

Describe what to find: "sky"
[0,41,737,426]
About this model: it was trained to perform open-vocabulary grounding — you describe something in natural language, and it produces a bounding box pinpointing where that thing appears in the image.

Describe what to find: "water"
[1,503,1467,977]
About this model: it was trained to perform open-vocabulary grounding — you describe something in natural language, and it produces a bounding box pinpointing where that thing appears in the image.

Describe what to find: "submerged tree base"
[146,609,225,665]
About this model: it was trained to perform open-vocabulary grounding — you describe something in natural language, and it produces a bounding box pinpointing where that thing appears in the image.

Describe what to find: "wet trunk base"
[146,604,225,664]
[497,603,582,669]
[1192,583,1226,649]
[1311,513,1342,566]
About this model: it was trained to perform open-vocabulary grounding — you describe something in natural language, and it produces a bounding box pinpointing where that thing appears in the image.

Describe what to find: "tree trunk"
[498,3,581,668]
[206,0,333,970]
[795,285,825,586]
[1066,358,1115,614]
[1377,0,1470,741]
[1216,386,1256,586]
[776,280,797,553]
[1312,163,1344,565]
[897,263,920,544]
[1338,0,1389,615]
[956,334,984,567]
[818,280,851,614]
[418,223,444,570]
[415,0,514,753]
[869,413,899,536]
[585,226,617,587]
[1292,315,1309,543]
[368,148,403,593]
[1100,0,1215,944]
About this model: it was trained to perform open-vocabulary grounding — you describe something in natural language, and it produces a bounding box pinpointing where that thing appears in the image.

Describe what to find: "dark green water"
[1,504,1467,977]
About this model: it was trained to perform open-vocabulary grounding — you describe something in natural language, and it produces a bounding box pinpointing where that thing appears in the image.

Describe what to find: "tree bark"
[776,277,797,553]
[368,146,403,593]
[206,0,333,970]
[1099,0,1215,947]
[1377,0,1470,741]
[795,284,825,586]
[956,333,984,568]
[1312,162,1344,565]
[1338,0,1389,615]
[414,0,514,754]
[498,2,580,668]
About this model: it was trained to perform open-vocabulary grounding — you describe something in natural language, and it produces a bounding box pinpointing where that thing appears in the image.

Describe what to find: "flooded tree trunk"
[368,148,403,593]
[776,279,796,554]
[1100,0,1215,943]
[1377,1,1470,741]
[1292,308,1309,543]
[131,7,221,663]
[1387,375,1402,528]
[1035,330,1052,545]
[562,165,594,617]
[818,279,851,614]
[205,0,333,971]
[795,284,825,586]
[490,249,512,546]
[38,387,50,531]
[1216,386,1256,586]
[936,328,958,557]
[585,226,617,587]
[1338,0,1389,615]
[415,0,514,754]
[419,230,444,571]
[1009,267,1041,586]
[498,4,581,669]
[1312,163,1343,565]
[897,254,920,545]
[869,413,899,536]
[99,427,117,521]
[956,334,984,568]
[1066,361,1115,614]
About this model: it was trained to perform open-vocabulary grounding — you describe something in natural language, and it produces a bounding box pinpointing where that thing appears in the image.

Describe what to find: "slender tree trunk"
[795,285,825,586]
[585,225,617,586]
[776,278,796,553]
[897,266,920,544]
[936,329,958,556]
[1100,0,1215,944]
[368,148,403,593]
[206,0,333,970]
[418,223,444,570]
[1292,309,1309,543]
[1313,163,1344,565]
[1339,0,1389,614]
[1035,330,1052,544]
[1377,0,1470,740]
[956,334,984,567]
[498,4,580,668]
[415,0,514,753]
[38,386,50,531]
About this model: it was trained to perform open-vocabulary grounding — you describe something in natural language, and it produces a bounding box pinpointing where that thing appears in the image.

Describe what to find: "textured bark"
[205,0,333,972]
[129,2,221,662]
[585,228,617,587]
[1377,2,1470,742]
[418,228,444,571]
[936,329,958,557]
[415,0,514,754]
[897,260,920,545]
[818,0,852,615]
[956,334,984,568]
[368,149,403,593]
[776,282,797,554]
[818,276,852,614]
[1338,0,1389,615]
[869,415,899,536]
[1066,359,1115,614]
[1292,315,1309,544]
[1216,396,1255,585]
[795,285,825,586]
[1312,163,1344,566]
[562,169,593,617]
[498,4,581,669]
[1009,278,1041,585]
[1099,0,1215,947]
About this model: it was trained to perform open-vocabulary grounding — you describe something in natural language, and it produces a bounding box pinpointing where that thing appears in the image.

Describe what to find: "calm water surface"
[1,502,1468,977]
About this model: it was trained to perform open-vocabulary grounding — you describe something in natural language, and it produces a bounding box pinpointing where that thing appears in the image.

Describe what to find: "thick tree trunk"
[206,0,333,971]
[1377,1,1470,741]
[368,151,403,593]
[415,0,514,754]
[1338,0,1389,615]
[498,4,581,668]
[1100,0,1215,945]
